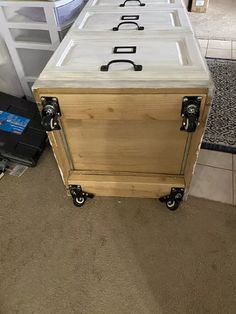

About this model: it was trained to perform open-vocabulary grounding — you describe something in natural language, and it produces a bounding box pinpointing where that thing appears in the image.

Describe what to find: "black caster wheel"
[166,199,180,211]
[159,187,184,211]
[69,185,94,208]
[73,196,86,207]
[182,118,197,133]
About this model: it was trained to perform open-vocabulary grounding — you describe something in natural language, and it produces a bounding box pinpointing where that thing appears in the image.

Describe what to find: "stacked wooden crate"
[33,0,213,210]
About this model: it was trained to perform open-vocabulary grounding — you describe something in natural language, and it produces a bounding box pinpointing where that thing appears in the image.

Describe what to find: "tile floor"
[189,39,235,206]
[199,38,236,59]
[189,150,235,205]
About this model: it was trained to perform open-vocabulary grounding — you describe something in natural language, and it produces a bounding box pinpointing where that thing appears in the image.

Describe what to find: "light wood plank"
[35,88,208,95]
[53,94,206,121]
[68,173,185,198]
[47,131,71,185]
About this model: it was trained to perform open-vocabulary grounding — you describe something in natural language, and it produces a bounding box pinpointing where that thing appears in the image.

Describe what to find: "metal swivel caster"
[159,187,185,211]
[40,97,61,131]
[69,185,94,207]
[180,96,201,133]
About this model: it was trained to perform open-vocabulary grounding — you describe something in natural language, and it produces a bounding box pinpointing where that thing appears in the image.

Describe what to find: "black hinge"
[40,97,61,131]
[180,96,202,133]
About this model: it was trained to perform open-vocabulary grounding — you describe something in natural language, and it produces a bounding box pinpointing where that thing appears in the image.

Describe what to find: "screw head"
[176,193,182,199]
[187,107,196,114]
[183,97,188,102]
[197,97,202,101]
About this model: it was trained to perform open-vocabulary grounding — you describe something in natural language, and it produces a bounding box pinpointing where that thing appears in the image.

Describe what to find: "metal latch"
[40,97,61,131]
[180,96,202,133]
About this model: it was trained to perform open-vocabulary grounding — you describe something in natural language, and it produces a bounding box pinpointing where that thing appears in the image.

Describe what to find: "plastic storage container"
[55,0,85,26]
[0,35,23,97]
[2,0,85,27]
[0,0,86,99]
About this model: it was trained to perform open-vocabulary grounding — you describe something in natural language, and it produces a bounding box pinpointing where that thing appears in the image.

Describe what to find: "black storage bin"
[0,92,47,167]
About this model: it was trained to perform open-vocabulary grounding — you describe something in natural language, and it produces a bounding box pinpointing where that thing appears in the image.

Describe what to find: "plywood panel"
[62,119,188,174]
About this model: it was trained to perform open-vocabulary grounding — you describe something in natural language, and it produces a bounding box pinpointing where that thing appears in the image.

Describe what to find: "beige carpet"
[189,0,236,40]
[0,147,236,314]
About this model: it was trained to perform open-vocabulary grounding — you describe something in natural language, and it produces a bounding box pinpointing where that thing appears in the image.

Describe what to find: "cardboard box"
[191,0,209,13]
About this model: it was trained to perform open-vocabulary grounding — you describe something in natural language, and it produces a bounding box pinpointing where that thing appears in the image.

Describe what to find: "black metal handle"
[100,59,142,72]
[113,21,144,31]
[120,0,145,7]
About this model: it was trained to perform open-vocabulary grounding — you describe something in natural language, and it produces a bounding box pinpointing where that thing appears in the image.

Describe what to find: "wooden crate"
[33,0,213,210]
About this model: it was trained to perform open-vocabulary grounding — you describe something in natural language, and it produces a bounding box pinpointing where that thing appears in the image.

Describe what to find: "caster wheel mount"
[159,187,185,211]
[69,185,94,207]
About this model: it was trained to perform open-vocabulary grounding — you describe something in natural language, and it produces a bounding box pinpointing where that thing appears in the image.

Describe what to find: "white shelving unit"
[0,0,86,99]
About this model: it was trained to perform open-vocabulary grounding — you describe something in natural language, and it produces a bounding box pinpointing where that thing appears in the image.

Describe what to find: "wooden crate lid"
[34,32,211,89]
[86,0,184,8]
[70,7,193,33]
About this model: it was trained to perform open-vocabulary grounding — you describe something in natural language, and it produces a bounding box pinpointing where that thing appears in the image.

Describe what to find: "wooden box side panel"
[47,131,72,185]
[39,91,207,176]
[34,87,210,198]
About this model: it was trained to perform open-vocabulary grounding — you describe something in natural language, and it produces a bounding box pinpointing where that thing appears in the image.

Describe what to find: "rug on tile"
[201,58,236,154]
